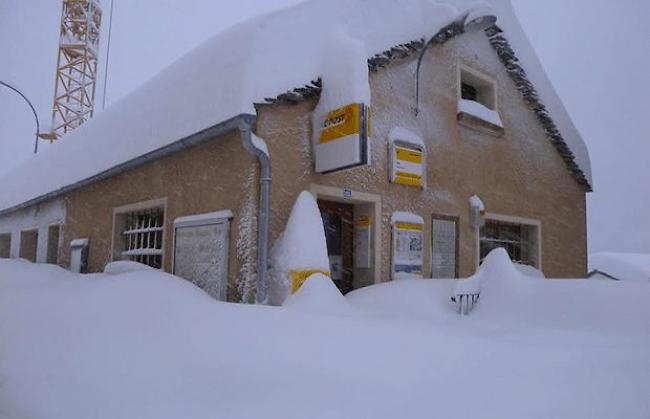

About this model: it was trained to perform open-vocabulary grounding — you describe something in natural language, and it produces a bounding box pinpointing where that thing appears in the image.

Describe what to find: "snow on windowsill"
[457,99,504,135]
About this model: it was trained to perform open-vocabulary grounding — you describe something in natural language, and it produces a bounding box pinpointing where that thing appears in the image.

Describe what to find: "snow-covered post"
[469,194,485,229]
[69,238,89,273]
[268,191,331,306]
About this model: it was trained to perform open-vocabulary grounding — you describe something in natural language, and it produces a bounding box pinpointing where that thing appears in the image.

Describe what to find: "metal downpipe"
[239,119,271,304]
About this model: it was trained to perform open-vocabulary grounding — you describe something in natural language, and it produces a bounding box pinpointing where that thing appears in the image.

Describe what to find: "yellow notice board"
[392,145,424,187]
[356,215,372,227]
[392,218,424,278]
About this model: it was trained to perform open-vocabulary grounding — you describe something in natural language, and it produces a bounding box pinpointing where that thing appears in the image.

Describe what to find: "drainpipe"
[239,118,271,304]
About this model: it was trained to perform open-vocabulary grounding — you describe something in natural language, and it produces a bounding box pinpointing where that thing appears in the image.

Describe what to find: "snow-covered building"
[588,253,650,282]
[0,0,592,301]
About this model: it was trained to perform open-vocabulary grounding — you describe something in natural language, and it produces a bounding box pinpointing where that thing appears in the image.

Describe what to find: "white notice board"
[431,217,458,278]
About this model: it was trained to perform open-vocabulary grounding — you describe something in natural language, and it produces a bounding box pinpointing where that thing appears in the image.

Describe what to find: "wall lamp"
[0,80,55,154]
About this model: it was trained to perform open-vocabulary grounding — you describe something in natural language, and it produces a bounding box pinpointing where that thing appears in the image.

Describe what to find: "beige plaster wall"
[255,29,587,280]
[61,130,260,301]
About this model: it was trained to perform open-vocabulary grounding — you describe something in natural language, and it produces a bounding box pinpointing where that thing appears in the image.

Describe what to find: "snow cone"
[268,191,332,305]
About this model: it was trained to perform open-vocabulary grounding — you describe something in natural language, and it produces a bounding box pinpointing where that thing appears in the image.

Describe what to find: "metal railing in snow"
[451,293,480,315]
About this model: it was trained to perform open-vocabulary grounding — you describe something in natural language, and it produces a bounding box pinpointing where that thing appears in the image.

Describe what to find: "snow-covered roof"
[589,252,650,283]
[0,0,592,214]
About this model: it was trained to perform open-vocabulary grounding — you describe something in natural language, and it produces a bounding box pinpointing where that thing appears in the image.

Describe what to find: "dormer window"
[457,64,503,135]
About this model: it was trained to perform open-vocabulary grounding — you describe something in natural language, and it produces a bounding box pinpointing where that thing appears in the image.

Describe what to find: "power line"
[102,0,115,110]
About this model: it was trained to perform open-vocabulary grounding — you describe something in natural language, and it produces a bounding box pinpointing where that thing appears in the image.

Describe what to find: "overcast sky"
[1,0,649,255]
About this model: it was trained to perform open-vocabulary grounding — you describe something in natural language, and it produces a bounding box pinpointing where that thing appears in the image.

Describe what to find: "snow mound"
[282,273,352,314]
[589,252,650,282]
[472,248,532,311]
[453,248,523,296]
[268,191,330,305]
[347,278,459,321]
[515,262,545,278]
[104,261,155,275]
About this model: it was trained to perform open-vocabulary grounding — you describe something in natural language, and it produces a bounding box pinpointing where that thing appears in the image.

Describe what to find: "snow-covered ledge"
[457,99,504,136]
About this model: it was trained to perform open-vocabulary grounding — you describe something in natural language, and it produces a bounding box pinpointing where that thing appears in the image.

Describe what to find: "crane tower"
[50,0,102,139]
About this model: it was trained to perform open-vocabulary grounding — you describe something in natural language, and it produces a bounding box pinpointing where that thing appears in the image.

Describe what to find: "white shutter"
[173,211,232,301]
[431,217,457,278]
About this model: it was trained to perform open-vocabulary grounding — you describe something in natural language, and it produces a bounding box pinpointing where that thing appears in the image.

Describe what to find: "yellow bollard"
[289,269,331,294]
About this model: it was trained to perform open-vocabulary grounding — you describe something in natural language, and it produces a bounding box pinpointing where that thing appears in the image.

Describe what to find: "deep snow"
[1,257,649,419]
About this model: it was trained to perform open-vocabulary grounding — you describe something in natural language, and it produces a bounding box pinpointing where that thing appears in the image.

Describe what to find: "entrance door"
[317,200,354,294]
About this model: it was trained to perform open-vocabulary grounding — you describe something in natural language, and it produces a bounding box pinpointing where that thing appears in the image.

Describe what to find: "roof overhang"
[0,114,256,218]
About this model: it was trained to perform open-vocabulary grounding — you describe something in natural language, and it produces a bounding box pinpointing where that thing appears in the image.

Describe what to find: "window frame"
[111,198,167,269]
[475,213,542,270]
[457,63,499,111]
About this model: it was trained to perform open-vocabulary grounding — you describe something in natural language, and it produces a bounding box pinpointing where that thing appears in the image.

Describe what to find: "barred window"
[480,219,539,267]
[119,207,164,269]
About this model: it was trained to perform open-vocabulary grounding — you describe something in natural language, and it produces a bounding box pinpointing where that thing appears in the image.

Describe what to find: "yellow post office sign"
[315,103,370,173]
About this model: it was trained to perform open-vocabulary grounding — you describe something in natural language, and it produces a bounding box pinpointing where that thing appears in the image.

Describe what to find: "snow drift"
[452,248,650,333]
[2,256,650,418]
